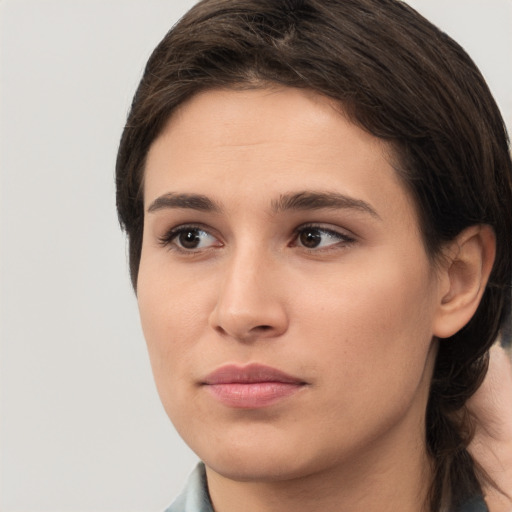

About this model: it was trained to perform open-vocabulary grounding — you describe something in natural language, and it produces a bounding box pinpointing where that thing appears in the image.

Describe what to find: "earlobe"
[433,225,496,339]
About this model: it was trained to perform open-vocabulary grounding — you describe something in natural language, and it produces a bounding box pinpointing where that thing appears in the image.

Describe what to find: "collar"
[164,463,214,512]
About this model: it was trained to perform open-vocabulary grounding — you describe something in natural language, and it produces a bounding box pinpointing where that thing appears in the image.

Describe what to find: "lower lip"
[204,382,304,409]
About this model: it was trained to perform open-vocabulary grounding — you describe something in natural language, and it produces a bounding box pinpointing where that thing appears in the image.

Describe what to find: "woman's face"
[138,87,442,483]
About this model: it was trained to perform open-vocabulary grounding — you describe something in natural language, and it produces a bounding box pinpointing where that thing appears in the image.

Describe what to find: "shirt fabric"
[165,464,213,512]
[164,462,489,512]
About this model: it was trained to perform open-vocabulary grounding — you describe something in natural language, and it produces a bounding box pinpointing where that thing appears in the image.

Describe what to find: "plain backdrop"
[1,1,511,511]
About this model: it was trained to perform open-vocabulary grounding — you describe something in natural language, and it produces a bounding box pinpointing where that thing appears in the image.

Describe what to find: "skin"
[137,87,495,512]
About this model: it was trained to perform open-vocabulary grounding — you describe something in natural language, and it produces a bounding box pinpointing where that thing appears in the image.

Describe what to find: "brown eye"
[299,228,323,248]
[160,226,220,251]
[295,226,355,250]
[178,229,203,249]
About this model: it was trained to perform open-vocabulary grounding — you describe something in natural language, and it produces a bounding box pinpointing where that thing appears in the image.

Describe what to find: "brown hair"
[116,0,512,508]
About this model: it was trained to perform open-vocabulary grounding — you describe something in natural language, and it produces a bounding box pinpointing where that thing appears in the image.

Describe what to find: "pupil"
[300,229,321,248]
[179,229,200,249]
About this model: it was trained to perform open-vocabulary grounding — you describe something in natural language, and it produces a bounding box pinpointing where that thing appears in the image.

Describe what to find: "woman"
[115,0,512,510]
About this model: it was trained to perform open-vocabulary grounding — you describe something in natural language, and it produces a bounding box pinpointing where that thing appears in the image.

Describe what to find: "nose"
[208,247,289,342]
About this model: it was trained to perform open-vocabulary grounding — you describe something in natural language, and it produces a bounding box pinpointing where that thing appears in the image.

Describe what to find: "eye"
[159,225,221,252]
[294,225,355,250]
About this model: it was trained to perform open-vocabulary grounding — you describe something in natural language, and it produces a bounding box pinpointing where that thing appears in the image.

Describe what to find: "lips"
[202,363,307,409]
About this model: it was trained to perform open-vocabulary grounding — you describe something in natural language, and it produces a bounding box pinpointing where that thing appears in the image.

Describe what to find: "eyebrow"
[271,191,380,218]
[147,190,379,219]
[147,193,222,213]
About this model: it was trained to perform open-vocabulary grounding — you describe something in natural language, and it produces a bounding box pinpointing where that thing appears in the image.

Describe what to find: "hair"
[116,0,512,509]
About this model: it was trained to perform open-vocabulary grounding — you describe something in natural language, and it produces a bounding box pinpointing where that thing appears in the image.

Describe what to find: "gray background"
[1,1,511,510]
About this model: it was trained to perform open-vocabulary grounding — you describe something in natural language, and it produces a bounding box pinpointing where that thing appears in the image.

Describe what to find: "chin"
[203,452,316,483]
[181,426,312,482]
[188,428,347,484]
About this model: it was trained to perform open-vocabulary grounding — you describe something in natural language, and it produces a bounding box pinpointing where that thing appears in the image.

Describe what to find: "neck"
[205,414,433,512]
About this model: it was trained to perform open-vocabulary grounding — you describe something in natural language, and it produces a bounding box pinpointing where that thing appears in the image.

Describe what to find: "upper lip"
[202,363,306,385]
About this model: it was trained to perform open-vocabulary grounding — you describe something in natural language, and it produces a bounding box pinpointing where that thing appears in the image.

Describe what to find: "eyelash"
[158,223,356,254]
[291,224,356,252]
[158,224,220,253]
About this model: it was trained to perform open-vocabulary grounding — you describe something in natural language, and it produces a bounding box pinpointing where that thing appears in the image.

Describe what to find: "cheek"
[136,256,213,386]
[137,268,213,432]
[293,251,438,405]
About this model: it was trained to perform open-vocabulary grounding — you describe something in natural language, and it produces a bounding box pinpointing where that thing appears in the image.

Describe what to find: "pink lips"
[202,364,306,409]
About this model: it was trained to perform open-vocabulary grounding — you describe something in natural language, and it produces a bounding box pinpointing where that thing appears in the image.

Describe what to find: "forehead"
[152,86,385,162]
[144,87,415,226]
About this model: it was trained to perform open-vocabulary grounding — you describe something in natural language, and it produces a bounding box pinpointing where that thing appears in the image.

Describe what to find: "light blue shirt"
[165,463,214,512]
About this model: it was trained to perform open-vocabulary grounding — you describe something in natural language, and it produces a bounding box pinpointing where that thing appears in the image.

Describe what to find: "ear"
[433,225,496,339]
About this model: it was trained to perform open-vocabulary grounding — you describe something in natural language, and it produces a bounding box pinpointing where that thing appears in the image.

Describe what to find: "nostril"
[255,325,272,331]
